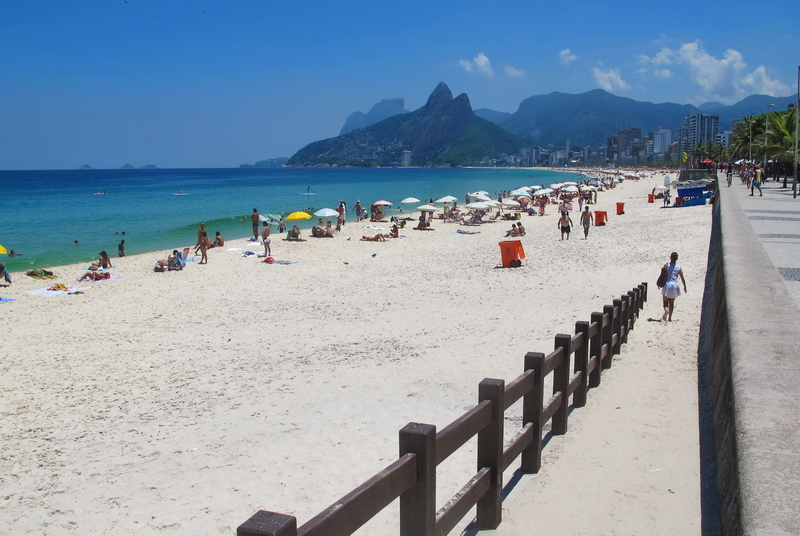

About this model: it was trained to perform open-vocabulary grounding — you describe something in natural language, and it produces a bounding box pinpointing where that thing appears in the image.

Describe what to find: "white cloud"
[645,41,790,103]
[592,67,631,92]
[559,49,578,65]
[459,53,494,76]
[654,68,673,79]
[505,65,524,77]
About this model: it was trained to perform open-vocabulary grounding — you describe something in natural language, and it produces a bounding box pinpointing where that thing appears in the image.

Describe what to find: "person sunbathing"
[91,251,112,269]
[390,224,399,238]
[79,271,111,281]
[361,233,386,242]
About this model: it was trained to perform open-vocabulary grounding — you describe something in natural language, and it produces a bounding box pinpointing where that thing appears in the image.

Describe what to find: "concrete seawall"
[702,184,800,535]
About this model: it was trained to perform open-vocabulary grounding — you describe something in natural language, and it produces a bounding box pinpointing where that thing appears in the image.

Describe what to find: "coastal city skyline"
[2,0,797,170]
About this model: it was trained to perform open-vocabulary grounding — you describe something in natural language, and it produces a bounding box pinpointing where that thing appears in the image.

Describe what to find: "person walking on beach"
[558,212,573,240]
[118,240,125,257]
[658,251,687,322]
[251,209,260,239]
[580,206,593,239]
[278,217,286,233]
[262,220,272,256]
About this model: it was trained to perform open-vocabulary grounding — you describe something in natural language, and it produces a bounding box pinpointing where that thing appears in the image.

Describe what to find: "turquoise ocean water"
[0,167,581,271]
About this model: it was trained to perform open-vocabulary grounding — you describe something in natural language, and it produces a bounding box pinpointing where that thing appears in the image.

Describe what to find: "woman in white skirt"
[659,251,687,321]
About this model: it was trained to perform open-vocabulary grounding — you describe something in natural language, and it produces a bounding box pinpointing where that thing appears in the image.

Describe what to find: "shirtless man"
[558,213,573,240]
[251,209,260,240]
[580,206,593,239]
[262,221,272,256]
[213,232,225,247]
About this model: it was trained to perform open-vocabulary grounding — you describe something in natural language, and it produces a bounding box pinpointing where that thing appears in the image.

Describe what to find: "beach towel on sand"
[26,286,90,296]
[0,297,15,302]
[264,258,297,265]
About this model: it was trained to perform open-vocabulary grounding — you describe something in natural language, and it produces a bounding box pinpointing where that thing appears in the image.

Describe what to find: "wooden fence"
[238,282,648,536]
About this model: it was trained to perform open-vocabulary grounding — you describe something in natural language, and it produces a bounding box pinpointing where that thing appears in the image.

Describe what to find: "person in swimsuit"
[580,206,593,239]
[212,232,225,247]
[262,221,272,256]
[118,240,125,257]
[79,271,111,281]
[198,232,209,264]
[92,251,113,269]
[558,213,573,240]
[251,209,260,239]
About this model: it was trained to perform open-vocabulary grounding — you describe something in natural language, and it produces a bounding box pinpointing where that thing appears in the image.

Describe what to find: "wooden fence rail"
[238,282,648,536]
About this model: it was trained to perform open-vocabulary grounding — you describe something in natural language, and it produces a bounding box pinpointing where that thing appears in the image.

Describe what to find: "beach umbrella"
[434,195,457,204]
[654,185,668,191]
[533,188,554,196]
[401,197,421,205]
[502,199,521,207]
[509,188,530,196]
[529,185,542,190]
[0,245,6,254]
[417,204,437,212]
[314,208,339,218]
[562,181,578,186]
[562,185,579,193]
[470,193,491,202]
[372,200,393,206]
[286,211,312,221]
[466,202,491,210]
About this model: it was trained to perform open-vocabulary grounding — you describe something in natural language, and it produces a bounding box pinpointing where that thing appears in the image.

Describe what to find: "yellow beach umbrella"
[286,211,312,221]
[0,245,7,254]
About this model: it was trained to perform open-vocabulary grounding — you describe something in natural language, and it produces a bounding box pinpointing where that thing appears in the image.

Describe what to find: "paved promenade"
[724,173,800,309]
[708,173,800,535]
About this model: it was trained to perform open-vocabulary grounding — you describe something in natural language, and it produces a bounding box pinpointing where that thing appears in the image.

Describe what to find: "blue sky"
[1,0,797,170]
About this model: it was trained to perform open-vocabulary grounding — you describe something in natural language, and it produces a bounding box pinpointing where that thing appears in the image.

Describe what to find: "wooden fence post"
[477,378,505,529]
[521,352,544,474]
[552,334,572,435]
[641,281,648,302]
[589,312,603,388]
[602,305,614,369]
[612,299,623,356]
[573,321,590,407]
[627,290,637,330]
[620,294,630,345]
[399,422,436,536]
[237,511,297,536]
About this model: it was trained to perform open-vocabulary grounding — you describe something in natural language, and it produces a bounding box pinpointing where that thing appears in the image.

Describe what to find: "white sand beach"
[0,173,710,535]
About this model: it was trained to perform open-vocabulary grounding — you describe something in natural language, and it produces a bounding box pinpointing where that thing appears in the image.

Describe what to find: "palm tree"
[765,108,797,187]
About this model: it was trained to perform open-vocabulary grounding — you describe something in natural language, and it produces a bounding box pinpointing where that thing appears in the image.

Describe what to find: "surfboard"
[300,186,315,195]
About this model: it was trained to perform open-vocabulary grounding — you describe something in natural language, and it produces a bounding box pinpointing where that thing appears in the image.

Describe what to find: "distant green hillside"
[501,89,697,147]
[288,83,529,167]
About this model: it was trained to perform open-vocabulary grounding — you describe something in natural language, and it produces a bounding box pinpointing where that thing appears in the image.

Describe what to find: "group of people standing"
[556,201,594,240]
